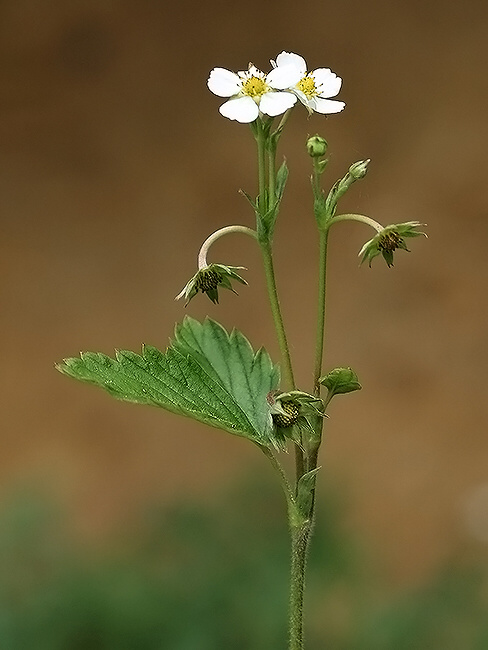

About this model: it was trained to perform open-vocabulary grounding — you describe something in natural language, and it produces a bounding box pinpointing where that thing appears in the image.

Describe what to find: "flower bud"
[348,159,370,180]
[319,367,361,395]
[307,135,328,158]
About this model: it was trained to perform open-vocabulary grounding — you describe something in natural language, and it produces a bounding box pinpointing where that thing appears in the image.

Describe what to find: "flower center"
[242,75,267,98]
[272,401,300,428]
[378,231,404,252]
[196,269,222,292]
[297,75,317,99]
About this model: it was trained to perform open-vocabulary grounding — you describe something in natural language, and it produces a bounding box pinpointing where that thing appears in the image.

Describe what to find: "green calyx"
[359,221,427,267]
[176,263,247,305]
[268,390,325,446]
[307,134,328,158]
[319,367,361,396]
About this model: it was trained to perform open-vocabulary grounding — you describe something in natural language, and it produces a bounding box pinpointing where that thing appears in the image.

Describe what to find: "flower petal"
[247,64,264,78]
[267,64,303,89]
[311,68,342,98]
[219,96,259,122]
[208,67,242,97]
[259,91,297,117]
[310,97,345,114]
[273,51,307,75]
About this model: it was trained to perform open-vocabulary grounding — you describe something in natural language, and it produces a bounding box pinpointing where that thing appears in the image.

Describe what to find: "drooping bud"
[358,221,427,267]
[307,134,328,158]
[176,263,247,305]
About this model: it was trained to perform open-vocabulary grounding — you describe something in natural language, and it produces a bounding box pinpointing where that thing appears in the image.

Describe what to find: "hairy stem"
[260,445,294,509]
[289,522,313,650]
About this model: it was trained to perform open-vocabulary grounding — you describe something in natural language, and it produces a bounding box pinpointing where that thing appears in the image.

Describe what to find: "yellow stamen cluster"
[242,76,267,98]
[297,75,317,99]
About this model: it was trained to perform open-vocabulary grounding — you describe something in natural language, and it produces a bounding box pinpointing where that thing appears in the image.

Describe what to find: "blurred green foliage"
[0,478,486,649]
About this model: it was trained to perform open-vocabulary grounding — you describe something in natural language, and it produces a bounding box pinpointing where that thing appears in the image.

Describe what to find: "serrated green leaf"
[57,317,281,448]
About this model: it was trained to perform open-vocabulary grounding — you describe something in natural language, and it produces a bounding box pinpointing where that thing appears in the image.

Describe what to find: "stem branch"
[260,241,295,391]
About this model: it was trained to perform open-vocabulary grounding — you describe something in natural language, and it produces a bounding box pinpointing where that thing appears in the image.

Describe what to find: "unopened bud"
[319,367,361,395]
[307,135,328,158]
[348,159,370,180]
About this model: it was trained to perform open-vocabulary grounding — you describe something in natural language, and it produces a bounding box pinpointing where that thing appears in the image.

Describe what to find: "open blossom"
[207,63,302,123]
[270,51,345,115]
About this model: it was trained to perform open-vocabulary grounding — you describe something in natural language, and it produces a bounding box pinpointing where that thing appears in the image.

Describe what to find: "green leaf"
[297,468,321,519]
[57,317,281,448]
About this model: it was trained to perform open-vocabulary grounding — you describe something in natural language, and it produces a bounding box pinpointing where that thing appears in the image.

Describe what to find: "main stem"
[255,120,296,395]
[255,119,312,650]
[289,522,312,650]
[287,225,329,650]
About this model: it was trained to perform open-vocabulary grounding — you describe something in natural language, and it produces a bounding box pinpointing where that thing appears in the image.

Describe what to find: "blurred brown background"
[1,0,487,597]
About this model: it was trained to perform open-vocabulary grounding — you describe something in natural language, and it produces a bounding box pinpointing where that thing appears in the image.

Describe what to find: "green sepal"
[319,367,361,396]
[297,467,321,520]
[313,191,329,229]
[254,159,289,242]
[275,159,289,203]
[239,189,258,212]
[57,317,282,449]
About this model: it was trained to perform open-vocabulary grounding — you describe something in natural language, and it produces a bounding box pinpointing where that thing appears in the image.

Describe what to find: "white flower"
[207,63,302,123]
[270,51,345,115]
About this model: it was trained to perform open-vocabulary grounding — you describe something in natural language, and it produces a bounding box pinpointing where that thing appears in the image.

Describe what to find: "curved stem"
[197,225,257,270]
[327,213,383,233]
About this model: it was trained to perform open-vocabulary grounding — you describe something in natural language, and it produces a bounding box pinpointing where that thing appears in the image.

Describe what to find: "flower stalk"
[197,225,257,269]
